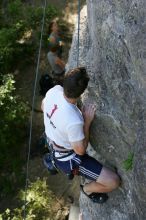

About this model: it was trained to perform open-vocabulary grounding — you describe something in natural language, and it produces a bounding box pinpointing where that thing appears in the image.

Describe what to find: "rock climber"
[41,67,120,203]
[48,20,63,58]
[47,20,65,85]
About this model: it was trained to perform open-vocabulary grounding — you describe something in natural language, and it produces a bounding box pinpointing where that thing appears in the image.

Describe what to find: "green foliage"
[0,74,28,146]
[0,23,31,73]
[7,0,23,22]
[123,152,134,171]
[0,74,28,196]
[0,28,18,73]
[0,179,65,220]
[26,5,58,28]
[45,5,59,23]
[0,0,65,210]
[0,0,58,73]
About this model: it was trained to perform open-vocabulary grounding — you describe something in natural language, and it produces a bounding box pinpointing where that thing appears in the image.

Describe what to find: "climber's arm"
[41,99,44,112]
[71,140,87,155]
[48,36,56,44]
[55,57,65,69]
[71,103,96,155]
[70,122,90,155]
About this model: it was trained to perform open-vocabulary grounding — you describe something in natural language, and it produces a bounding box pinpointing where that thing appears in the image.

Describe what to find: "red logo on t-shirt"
[47,104,58,119]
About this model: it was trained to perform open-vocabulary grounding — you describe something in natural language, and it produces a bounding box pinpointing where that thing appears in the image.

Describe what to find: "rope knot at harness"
[72,167,79,176]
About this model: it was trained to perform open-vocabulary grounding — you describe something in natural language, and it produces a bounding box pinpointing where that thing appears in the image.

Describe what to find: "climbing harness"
[43,153,58,175]
[43,136,78,179]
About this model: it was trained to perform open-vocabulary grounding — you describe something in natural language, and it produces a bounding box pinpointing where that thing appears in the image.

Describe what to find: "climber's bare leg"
[83,167,120,194]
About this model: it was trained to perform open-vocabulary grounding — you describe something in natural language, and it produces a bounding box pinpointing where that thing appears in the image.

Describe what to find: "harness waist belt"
[47,137,71,152]
[53,141,67,149]
[55,151,75,161]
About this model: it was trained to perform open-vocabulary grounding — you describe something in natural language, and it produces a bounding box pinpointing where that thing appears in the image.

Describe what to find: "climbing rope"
[77,0,81,67]
[23,0,47,219]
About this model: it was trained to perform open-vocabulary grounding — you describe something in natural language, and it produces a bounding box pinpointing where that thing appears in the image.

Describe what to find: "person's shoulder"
[49,32,55,39]
[47,85,62,92]
[54,85,63,92]
[47,51,53,56]
[64,104,83,123]
[49,33,58,44]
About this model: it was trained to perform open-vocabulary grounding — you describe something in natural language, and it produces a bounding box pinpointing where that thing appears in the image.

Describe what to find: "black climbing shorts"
[55,153,103,181]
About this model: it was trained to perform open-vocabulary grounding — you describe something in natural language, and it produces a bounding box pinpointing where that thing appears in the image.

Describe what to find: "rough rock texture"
[67,1,146,220]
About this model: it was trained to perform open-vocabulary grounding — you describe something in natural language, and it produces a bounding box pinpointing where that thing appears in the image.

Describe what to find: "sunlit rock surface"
[67,1,146,220]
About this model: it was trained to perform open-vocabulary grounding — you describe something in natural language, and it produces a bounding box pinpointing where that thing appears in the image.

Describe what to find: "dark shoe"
[80,185,108,204]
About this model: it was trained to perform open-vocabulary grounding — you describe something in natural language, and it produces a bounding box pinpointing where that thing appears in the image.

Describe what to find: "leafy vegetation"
[0,0,58,73]
[0,179,68,220]
[0,0,69,218]
[0,74,28,196]
[0,0,58,198]
[123,152,134,171]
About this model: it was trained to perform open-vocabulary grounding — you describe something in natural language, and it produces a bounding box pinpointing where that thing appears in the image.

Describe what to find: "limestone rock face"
[67,1,146,220]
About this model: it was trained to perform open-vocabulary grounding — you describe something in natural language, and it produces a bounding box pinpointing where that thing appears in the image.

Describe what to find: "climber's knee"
[109,173,120,190]
[97,167,120,191]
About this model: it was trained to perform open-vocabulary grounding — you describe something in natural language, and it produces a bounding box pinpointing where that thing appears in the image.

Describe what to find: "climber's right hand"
[82,103,96,126]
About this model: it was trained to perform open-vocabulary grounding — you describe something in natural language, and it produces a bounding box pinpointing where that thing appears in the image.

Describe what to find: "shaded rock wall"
[67,1,146,220]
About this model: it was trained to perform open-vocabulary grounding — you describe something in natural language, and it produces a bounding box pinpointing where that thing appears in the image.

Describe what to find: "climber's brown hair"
[48,21,56,35]
[63,67,89,98]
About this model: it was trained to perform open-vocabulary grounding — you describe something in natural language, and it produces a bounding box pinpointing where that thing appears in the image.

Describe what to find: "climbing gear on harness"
[47,138,75,162]
[66,167,79,180]
[43,140,58,175]
[43,153,58,175]
[44,137,76,178]
[80,185,109,204]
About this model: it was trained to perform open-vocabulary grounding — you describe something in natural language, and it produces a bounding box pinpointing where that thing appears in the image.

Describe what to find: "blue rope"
[23,0,47,219]
[77,0,81,67]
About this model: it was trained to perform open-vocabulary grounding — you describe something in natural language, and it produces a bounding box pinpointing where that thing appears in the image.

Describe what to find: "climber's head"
[48,21,58,34]
[49,46,59,53]
[63,67,89,99]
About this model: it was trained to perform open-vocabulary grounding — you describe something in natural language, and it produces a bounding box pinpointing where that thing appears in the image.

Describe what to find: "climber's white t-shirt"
[43,85,85,149]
